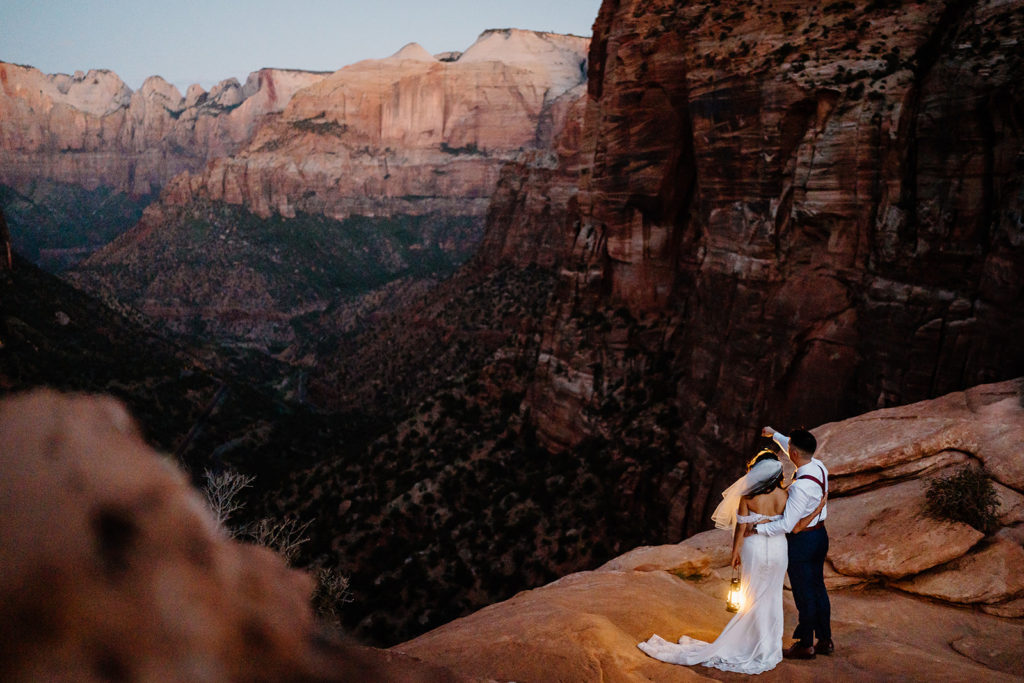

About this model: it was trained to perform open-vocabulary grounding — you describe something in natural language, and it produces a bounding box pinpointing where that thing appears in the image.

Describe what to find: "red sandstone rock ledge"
[396,379,1024,681]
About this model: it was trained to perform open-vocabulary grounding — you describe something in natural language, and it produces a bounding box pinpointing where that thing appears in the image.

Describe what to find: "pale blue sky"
[1,0,601,91]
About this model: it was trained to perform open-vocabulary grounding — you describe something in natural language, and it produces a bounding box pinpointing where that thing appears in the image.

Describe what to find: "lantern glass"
[726,574,742,613]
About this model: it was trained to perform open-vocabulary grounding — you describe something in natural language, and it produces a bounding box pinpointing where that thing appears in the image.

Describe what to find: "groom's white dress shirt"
[756,455,829,537]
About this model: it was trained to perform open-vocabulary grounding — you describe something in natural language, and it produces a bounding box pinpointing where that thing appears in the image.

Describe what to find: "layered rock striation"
[68,30,590,350]
[0,62,327,196]
[157,29,590,220]
[524,0,1024,537]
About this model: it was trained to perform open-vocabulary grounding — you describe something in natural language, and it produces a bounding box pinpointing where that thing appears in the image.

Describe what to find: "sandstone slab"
[398,569,719,682]
[827,478,984,579]
[816,380,1024,487]
[679,528,734,569]
[992,481,1024,526]
[951,635,1024,677]
[973,394,1024,490]
[893,535,1024,605]
[597,543,711,577]
[981,597,1024,618]
[399,565,1023,682]
[829,449,972,495]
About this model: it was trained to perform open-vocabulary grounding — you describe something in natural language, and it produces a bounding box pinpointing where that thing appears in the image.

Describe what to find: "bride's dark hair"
[745,449,783,496]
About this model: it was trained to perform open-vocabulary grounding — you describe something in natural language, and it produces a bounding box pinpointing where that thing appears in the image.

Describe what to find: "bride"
[637,450,826,675]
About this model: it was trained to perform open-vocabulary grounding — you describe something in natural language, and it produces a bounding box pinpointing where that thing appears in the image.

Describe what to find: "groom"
[746,426,833,659]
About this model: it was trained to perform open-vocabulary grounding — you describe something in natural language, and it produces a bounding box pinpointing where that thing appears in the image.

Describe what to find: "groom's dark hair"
[790,429,817,456]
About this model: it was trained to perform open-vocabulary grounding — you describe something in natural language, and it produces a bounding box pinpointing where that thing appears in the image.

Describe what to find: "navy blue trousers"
[786,526,831,646]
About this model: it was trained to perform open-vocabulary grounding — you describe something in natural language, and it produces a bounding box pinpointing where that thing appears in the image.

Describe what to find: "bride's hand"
[731,550,741,569]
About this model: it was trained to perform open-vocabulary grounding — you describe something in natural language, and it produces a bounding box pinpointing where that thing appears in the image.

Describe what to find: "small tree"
[924,466,1001,534]
[203,468,255,530]
[202,468,350,624]
[312,566,353,627]
[246,516,313,564]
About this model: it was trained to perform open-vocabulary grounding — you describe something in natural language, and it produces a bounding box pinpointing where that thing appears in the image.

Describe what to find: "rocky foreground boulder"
[0,390,459,681]
[397,378,1024,681]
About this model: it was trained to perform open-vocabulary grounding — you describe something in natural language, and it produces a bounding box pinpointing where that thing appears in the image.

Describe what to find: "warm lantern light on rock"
[726,571,742,613]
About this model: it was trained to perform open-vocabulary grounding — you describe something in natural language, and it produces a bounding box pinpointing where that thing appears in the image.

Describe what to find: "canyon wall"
[0,62,327,196]
[0,62,328,268]
[158,29,590,220]
[525,0,1024,537]
[68,30,590,350]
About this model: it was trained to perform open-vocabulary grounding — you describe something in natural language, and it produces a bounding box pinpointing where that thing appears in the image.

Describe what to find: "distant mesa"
[0,60,329,196]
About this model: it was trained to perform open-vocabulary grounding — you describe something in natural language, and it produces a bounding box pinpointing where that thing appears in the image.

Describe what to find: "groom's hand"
[743,526,758,537]
[761,426,775,438]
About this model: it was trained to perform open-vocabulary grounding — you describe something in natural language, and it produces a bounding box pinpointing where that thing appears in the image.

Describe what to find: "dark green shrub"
[924,467,1001,534]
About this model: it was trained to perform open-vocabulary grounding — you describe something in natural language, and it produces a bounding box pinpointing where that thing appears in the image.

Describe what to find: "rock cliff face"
[470,82,588,270]
[156,29,589,220]
[524,0,1024,537]
[0,62,328,196]
[69,30,590,350]
[0,62,327,267]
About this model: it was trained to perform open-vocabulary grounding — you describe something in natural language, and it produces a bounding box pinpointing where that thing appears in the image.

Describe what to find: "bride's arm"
[792,491,828,533]
[731,497,749,568]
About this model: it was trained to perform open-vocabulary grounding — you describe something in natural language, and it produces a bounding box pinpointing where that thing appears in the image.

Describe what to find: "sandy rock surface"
[826,478,985,579]
[893,534,1024,605]
[597,543,711,576]
[399,570,1023,682]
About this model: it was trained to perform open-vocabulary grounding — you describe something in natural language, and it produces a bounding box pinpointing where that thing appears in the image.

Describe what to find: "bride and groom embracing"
[638,427,833,675]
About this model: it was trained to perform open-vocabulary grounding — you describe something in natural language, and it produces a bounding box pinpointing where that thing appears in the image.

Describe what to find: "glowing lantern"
[726,570,742,613]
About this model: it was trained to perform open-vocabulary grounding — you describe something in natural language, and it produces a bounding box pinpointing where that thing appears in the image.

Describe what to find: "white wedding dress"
[638,513,787,674]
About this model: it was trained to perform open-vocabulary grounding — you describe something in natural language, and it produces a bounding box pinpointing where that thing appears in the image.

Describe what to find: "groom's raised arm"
[756,483,818,537]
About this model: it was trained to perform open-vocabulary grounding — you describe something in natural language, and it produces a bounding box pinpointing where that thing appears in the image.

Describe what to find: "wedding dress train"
[638,513,787,675]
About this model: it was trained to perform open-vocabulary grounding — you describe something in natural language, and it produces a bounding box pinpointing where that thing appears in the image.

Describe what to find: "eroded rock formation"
[151,29,589,220]
[67,30,590,350]
[524,0,1024,537]
[0,62,327,196]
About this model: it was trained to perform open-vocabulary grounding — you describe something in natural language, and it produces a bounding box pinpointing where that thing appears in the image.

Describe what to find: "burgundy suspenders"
[796,464,827,531]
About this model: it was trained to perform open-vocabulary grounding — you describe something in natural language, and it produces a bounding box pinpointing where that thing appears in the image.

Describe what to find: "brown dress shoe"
[815,639,834,655]
[783,643,816,659]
